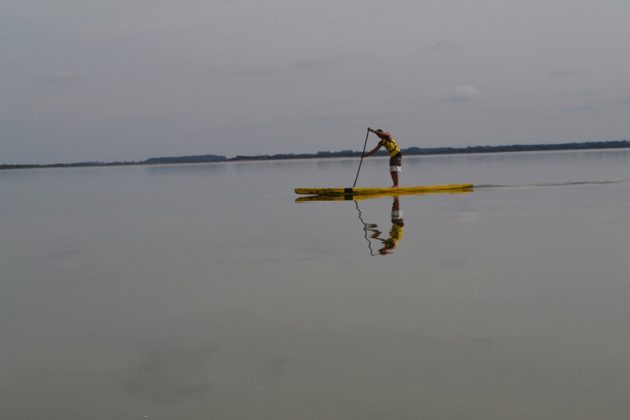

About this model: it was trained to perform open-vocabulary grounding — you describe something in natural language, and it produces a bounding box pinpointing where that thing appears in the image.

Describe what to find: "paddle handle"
[352,128,370,188]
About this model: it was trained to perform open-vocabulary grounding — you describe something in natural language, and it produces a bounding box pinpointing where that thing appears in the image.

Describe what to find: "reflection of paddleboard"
[295,184,473,197]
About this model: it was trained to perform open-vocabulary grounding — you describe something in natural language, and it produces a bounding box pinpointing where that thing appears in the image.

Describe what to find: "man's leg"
[389,154,401,187]
[390,171,398,187]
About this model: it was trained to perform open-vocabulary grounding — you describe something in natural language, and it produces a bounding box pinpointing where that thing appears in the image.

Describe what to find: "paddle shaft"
[352,129,370,188]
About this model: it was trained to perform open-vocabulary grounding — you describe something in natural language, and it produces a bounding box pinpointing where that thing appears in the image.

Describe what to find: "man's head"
[375,129,391,139]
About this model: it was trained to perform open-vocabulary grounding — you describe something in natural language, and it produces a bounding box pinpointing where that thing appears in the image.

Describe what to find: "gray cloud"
[577,88,604,97]
[32,70,85,84]
[561,103,600,114]
[292,55,344,71]
[245,116,275,126]
[546,68,576,78]
[428,40,461,51]
[208,67,275,79]
[447,85,481,103]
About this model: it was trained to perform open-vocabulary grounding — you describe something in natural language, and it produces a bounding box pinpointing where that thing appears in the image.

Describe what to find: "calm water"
[2,150,630,419]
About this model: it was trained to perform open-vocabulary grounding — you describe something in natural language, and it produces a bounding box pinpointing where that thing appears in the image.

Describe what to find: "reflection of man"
[378,197,404,255]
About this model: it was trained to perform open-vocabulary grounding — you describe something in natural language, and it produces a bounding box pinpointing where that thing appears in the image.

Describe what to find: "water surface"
[2,150,630,419]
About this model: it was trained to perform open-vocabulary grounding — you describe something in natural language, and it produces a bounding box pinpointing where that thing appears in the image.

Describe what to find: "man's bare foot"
[391,185,398,188]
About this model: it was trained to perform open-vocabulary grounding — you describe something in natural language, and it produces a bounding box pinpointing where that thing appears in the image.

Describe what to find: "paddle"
[352,128,370,188]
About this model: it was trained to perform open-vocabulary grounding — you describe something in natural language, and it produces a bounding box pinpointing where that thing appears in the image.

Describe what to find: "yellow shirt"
[381,138,401,156]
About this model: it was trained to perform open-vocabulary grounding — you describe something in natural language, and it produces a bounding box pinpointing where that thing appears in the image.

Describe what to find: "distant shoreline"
[2,140,629,170]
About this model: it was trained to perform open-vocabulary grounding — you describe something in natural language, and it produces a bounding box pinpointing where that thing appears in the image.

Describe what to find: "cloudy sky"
[2,0,629,163]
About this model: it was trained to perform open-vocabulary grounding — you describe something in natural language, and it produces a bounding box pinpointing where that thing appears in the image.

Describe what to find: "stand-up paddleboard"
[295,184,473,197]
[296,186,472,202]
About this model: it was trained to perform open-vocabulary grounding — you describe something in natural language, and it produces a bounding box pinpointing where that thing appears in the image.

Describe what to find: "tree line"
[2,140,629,170]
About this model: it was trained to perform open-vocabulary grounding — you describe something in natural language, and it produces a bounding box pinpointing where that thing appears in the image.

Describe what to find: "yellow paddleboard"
[295,184,473,197]
[296,187,472,202]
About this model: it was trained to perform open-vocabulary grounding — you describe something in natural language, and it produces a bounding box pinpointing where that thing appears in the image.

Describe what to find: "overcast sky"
[2,0,630,163]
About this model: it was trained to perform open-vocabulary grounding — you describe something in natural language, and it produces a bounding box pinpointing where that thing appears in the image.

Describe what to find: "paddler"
[362,128,402,187]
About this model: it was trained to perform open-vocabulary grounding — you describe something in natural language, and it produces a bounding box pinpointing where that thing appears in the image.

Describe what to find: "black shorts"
[389,153,402,171]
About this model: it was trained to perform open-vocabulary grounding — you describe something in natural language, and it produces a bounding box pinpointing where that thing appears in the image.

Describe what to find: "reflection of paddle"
[353,199,404,256]
[353,200,377,256]
[352,128,370,188]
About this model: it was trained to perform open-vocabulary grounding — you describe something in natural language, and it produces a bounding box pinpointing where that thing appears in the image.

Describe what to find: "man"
[362,128,402,187]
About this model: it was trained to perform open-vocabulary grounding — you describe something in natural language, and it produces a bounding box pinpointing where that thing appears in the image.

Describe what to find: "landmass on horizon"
[1,139,629,170]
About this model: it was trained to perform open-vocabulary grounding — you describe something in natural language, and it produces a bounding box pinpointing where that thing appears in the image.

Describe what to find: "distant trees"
[403,140,630,156]
[143,154,226,164]
[2,140,629,170]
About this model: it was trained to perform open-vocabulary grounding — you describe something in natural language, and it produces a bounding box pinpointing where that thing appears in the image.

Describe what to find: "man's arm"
[368,127,392,139]
[363,141,383,157]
